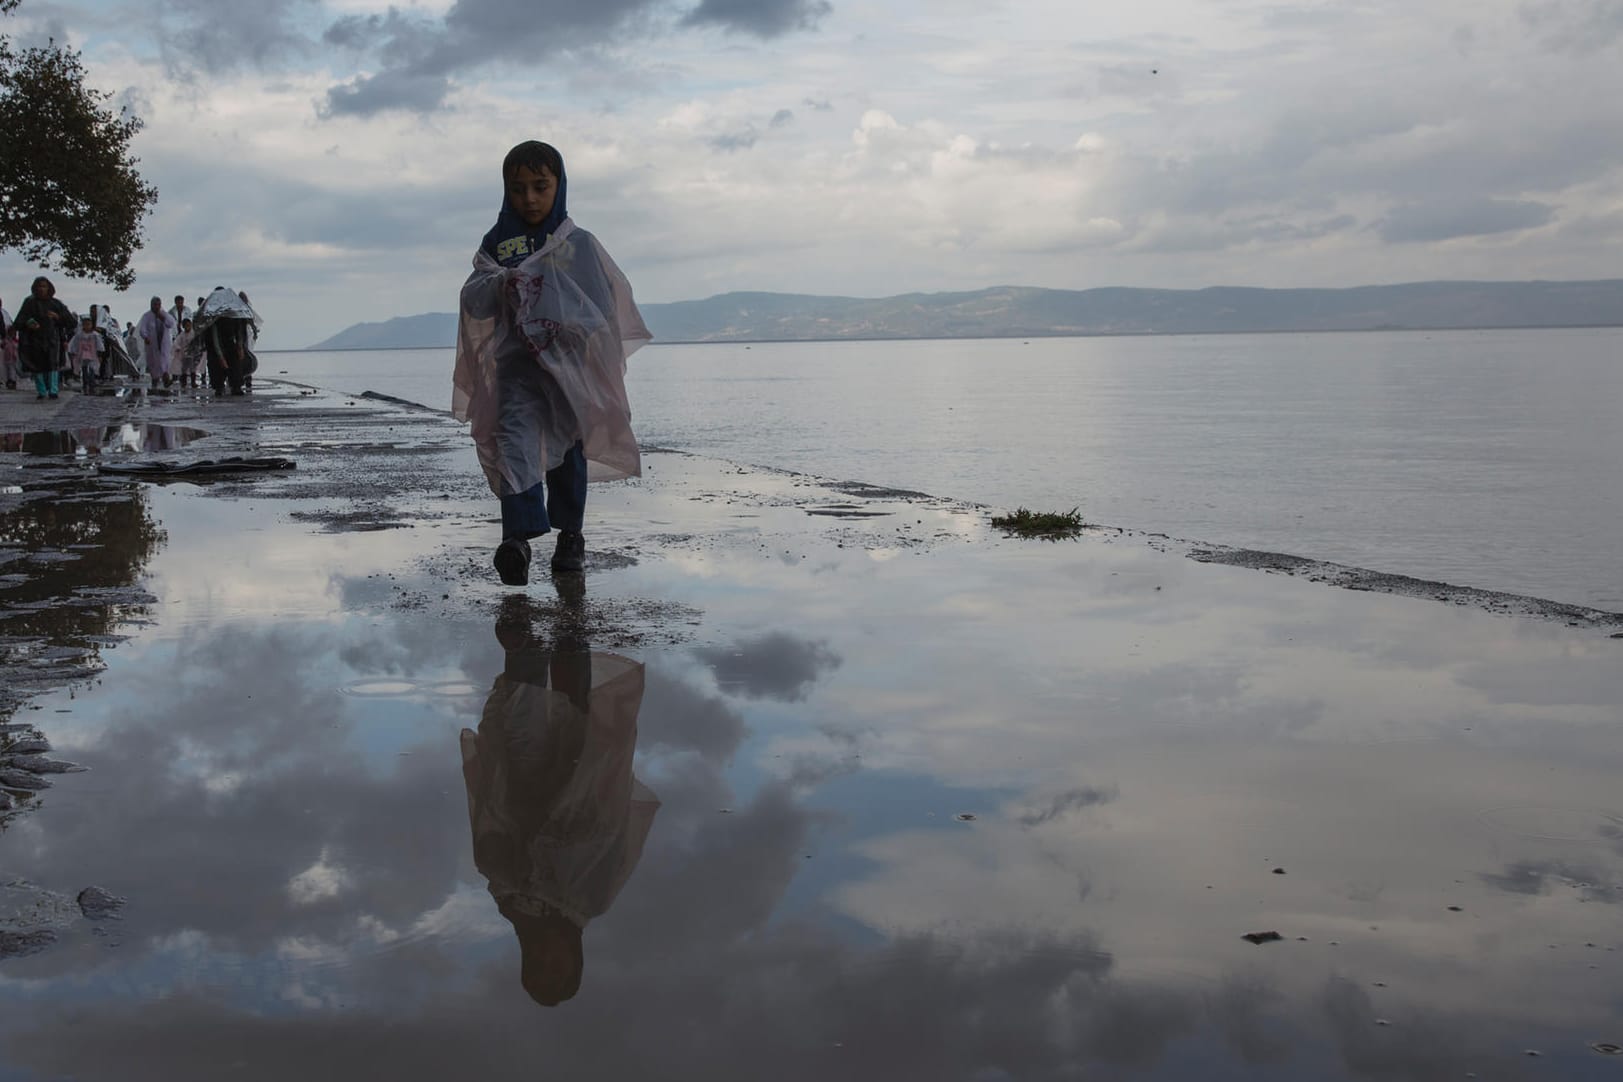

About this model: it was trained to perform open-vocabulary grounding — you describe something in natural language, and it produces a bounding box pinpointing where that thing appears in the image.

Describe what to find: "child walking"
[453,141,651,586]
[67,317,101,393]
[175,319,198,388]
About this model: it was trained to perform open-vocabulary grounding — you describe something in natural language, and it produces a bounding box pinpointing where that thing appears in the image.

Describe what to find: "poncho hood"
[480,149,569,269]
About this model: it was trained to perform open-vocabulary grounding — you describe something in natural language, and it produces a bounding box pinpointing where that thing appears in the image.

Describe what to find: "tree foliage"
[0,5,158,290]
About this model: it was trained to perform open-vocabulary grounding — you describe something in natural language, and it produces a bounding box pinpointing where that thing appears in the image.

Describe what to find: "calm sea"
[266,328,1623,609]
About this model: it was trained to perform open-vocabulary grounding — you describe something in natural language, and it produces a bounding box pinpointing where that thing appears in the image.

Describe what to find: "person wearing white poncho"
[453,141,650,586]
[137,297,178,389]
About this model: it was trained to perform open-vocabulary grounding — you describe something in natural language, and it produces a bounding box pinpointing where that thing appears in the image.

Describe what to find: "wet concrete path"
[1,382,1621,1080]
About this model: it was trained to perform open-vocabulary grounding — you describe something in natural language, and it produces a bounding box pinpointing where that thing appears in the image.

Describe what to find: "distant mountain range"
[307,279,1623,349]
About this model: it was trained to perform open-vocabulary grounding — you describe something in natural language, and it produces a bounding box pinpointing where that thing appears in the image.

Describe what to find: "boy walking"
[453,141,650,586]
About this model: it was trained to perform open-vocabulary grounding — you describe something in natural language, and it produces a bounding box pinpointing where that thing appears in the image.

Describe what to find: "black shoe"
[494,538,531,586]
[48,393,58,400]
[550,530,585,573]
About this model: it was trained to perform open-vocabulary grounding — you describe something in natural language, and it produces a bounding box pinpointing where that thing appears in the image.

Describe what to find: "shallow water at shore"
[1,386,1621,1080]
[273,327,1623,610]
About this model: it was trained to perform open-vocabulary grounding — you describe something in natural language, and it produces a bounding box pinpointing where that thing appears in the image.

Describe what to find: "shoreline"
[290,320,1623,353]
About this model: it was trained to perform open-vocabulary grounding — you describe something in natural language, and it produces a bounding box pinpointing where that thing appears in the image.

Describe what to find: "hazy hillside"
[307,279,1623,349]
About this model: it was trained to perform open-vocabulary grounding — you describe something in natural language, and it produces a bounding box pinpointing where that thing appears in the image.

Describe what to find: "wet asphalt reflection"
[0,411,1621,1080]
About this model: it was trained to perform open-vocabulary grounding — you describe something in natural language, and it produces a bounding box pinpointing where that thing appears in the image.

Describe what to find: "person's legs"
[47,370,59,398]
[546,442,588,573]
[493,483,545,587]
[500,483,550,541]
[33,372,48,398]
[544,442,588,535]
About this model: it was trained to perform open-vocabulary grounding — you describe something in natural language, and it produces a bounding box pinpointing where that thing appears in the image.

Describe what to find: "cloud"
[682,0,833,37]
[159,0,317,75]
[315,0,659,116]
[1520,0,1623,53]
[1015,786,1117,828]
[322,69,454,116]
[317,0,832,116]
[709,127,759,152]
[20,0,1623,340]
[693,631,842,701]
[1378,198,1556,243]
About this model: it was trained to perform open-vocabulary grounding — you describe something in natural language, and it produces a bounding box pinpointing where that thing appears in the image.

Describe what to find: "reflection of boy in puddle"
[461,596,658,1006]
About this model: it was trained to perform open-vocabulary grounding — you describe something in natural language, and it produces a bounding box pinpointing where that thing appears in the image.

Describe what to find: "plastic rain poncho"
[453,219,651,497]
[67,331,100,374]
[137,309,178,377]
[188,288,261,383]
[460,651,658,930]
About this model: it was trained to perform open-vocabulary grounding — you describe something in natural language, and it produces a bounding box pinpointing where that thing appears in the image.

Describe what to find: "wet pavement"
[1,383,1621,1080]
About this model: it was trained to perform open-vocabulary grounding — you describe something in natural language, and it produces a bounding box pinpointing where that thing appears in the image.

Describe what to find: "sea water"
[268,327,1623,608]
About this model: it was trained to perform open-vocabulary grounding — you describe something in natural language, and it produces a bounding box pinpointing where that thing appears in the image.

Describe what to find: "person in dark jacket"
[12,277,73,399]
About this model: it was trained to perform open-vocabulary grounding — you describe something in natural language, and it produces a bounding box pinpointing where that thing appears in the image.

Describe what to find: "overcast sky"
[3,0,1620,347]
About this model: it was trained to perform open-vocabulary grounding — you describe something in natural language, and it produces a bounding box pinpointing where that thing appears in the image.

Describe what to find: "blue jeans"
[33,371,59,396]
[500,441,587,541]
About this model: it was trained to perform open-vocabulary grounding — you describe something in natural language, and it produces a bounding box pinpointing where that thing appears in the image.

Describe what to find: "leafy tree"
[0,0,158,290]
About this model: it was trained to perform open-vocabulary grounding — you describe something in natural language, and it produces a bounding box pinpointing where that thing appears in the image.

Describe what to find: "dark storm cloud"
[323,68,455,116]
[709,127,760,151]
[319,0,832,116]
[1015,786,1116,828]
[1378,198,1555,243]
[159,0,316,74]
[638,664,748,758]
[683,0,832,36]
[693,631,842,701]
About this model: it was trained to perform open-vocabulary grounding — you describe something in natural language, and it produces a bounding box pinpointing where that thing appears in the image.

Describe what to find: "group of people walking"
[0,279,262,399]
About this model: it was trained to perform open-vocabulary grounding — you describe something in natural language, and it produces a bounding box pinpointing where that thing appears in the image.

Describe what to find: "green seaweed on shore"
[990,507,1084,540]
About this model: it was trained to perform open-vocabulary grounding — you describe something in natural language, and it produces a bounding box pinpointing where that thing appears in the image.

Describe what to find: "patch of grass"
[990,507,1085,540]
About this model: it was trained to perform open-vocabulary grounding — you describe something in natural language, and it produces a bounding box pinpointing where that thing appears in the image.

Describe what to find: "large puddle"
[2,452,1622,1080]
[0,424,208,456]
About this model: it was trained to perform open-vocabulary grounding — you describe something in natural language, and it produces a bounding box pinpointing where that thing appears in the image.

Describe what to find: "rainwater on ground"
[0,424,209,456]
[0,385,1621,1081]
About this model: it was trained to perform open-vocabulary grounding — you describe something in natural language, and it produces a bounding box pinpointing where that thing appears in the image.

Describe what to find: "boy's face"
[506,165,558,228]
[32,282,48,299]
